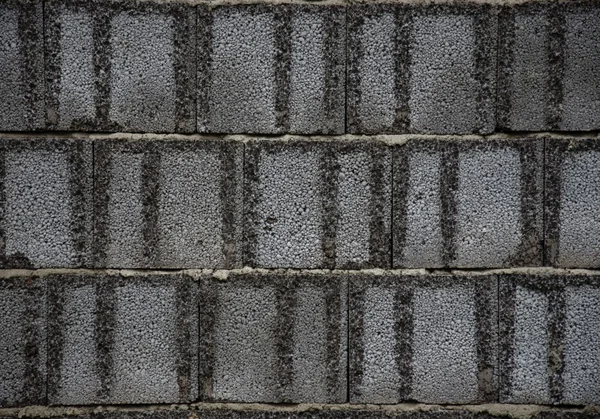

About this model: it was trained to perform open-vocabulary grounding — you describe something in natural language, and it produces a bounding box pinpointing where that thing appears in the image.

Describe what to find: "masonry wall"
[1,0,600,418]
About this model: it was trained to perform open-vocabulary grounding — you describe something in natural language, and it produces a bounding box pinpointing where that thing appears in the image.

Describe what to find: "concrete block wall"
[1,0,600,417]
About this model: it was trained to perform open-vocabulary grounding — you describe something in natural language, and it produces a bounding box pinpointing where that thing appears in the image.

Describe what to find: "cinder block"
[500,274,600,404]
[350,274,498,404]
[45,0,196,132]
[347,4,496,135]
[393,138,543,268]
[199,272,347,403]
[198,5,345,134]
[545,138,600,268]
[498,1,600,131]
[244,139,391,269]
[94,139,243,269]
[47,273,198,405]
[0,0,44,131]
[0,277,46,407]
[0,139,93,268]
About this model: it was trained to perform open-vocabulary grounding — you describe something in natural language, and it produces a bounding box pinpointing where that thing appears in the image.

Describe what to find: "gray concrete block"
[93,139,243,269]
[393,138,543,268]
[545,138,600,268]
[0,139,93,268]
[0,277,46,407]
[47,273,198,405]
[198,5,345,134]
[45,0,196,132]
[0,0,44,131]
[347,4,496,135]
[500,274,600,404]
[498,1,600,131]
[244,139,391,269]
[199,272,347,403]
[350,274,498,404]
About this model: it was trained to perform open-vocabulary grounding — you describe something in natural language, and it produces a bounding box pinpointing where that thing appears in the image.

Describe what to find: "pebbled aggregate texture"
[500,274,600,405]
[47,273,198,405]
[0,277,46,407]
[0,139,93,269]
[45,0,196,132]
[393,138,543,269]
[199,272,347,403]
[0,0,44,131]
[350,274,498,404]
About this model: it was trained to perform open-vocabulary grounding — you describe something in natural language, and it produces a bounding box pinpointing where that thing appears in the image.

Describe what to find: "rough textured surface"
[45,0,196,132]
[93,139,243,269]
[0,277,46,407]
[350,273,498,404]
[500,274,600,405]
[347,4,496,134]
[198,5,345,134]
[0,139,93,269]
[545,138,600,268]
[47,273,198,405]
[498,1,600,131]
[393,138,543,268]
[199,272,347,403]
[244,139,391,269]
[0,0,44,131]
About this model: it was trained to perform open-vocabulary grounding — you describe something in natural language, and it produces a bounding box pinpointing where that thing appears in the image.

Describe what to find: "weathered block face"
[244,139,391,269]
[199,273,347,403]
[0,277,46,407]
[500,274,600,405]
[393,138,543,269]
[350,274,497,404]
[546,139,600,268]
[0,0,44,131]
[0,139,92,269]
[45,0,195,132]
[498,1,600,131]
[198,5,345,135]
[347,4,496,135]
[47,274,198,405]
[93,139,243,269]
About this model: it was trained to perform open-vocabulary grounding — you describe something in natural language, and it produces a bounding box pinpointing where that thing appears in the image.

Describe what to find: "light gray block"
[199,272,347,403]
[546,139,600,268]
[244,139,391,269]
[348,4,496,134]
[45,0,195,132]
[0,0,44,131]
[198,5,345,134]
[393,138,543,268]
[0,139,93,268]
[47,273,198,405]
[500,274,600,405]
[93,139,243,269]
[0,277,46,407]
[350,274,497,404]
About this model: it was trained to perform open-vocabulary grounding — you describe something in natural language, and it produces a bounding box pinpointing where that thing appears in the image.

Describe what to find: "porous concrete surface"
[45,0,196,132]
[47,273,198,405]
[393,138,543,269]
[350,273,498,404]
[199,272,347,403]
[347,4,496,135]
[498,1,600,131]
[0,0,44,131]
[0,139,93,269]
[545,138,600,268]
[243,139,391,269]
[499,273,600,405]
[0,277,46,407]
[198,5,345,134]
[93,139,243,269]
